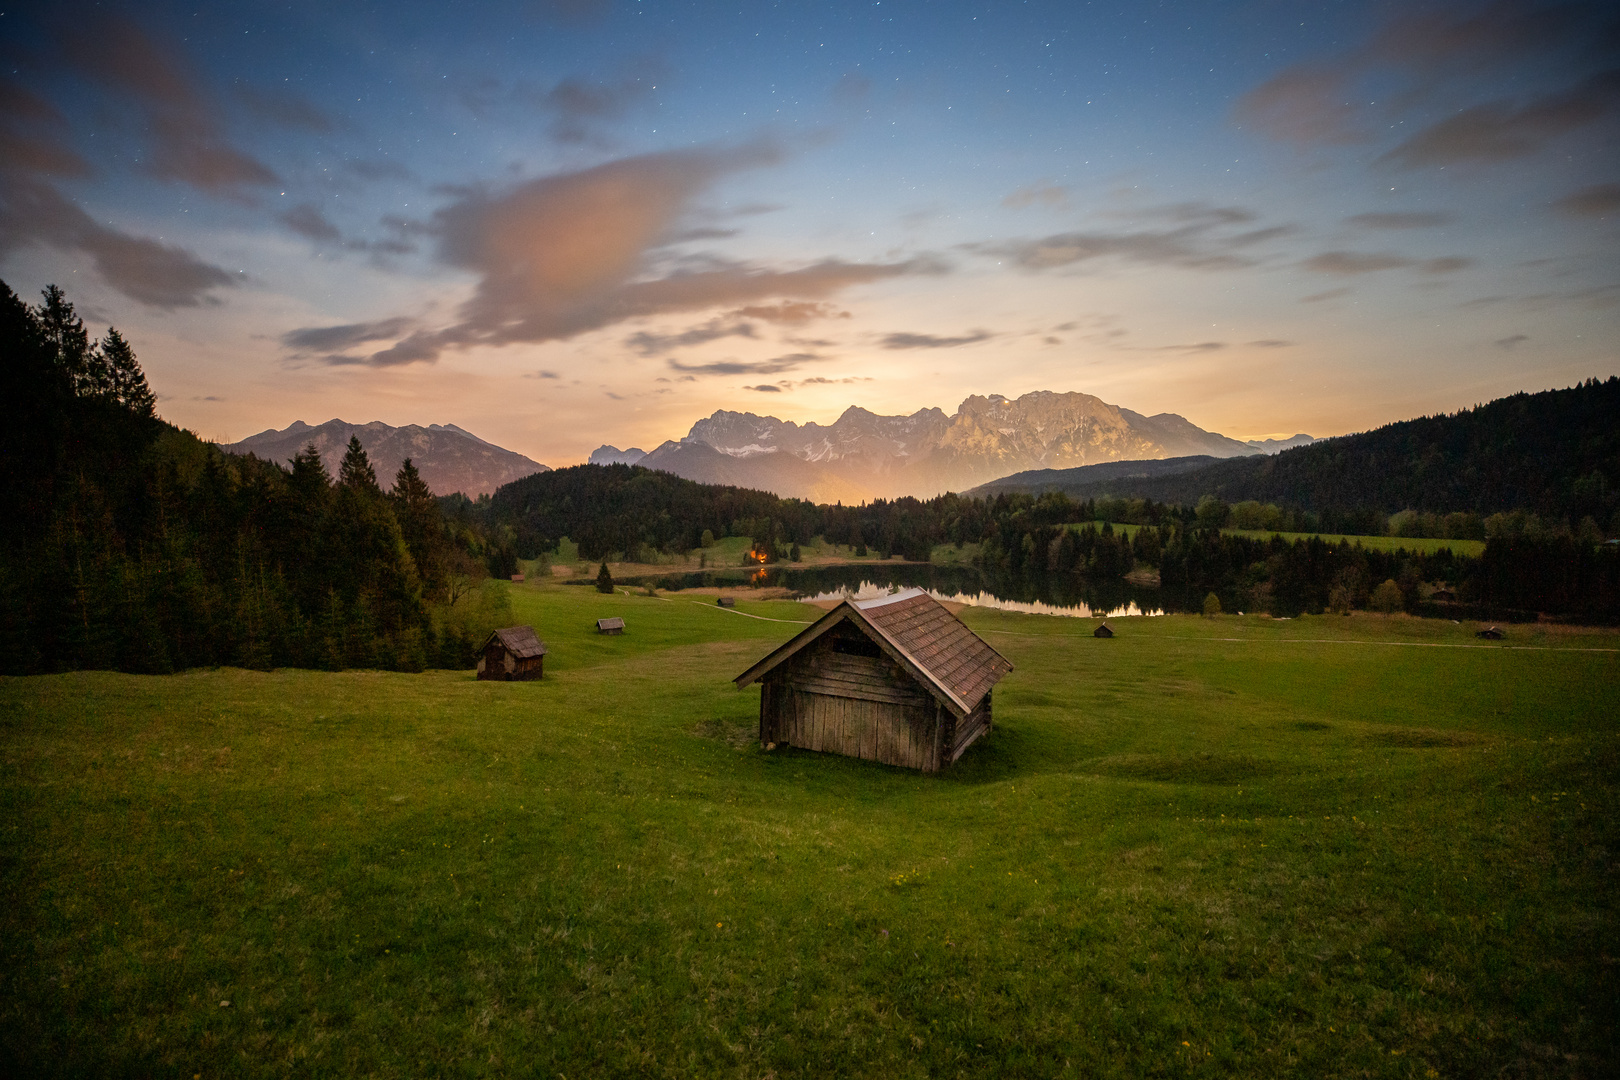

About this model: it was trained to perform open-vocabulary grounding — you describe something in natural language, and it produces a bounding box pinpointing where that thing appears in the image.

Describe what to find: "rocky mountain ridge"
[221,419,548,497]
[637,391,1309,501]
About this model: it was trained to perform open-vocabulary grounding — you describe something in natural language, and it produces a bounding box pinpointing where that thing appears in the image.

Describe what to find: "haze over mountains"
[223,420,548,498]
[598,391,1312,502]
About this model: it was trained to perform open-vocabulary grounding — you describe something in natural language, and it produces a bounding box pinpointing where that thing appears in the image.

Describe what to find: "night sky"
[3,1,1616,463]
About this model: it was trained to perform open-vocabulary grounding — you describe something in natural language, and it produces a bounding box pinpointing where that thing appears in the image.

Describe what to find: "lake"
[612,562,1190,618]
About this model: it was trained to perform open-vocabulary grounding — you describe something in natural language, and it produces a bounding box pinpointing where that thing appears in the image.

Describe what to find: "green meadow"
[1,583,1615,1078]
[1220,530,1487,558]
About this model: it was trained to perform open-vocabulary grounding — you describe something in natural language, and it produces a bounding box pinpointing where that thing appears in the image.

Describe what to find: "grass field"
[1221,530,1487,557]
[2,583,1616,1077]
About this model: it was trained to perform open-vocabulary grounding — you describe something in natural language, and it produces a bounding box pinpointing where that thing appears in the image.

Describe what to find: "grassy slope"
[1,584,1616,1078]
[1221,530,1486,557]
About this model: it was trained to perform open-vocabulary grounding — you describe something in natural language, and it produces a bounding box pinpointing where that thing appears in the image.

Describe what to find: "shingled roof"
[734,588,1012,716]
[483,625,548,658]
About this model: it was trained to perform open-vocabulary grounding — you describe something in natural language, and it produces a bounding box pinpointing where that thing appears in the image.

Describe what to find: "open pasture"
[1,585,1615,1078]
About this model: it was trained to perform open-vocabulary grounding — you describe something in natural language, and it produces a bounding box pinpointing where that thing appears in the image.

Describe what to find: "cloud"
[1300,287,1352,303]
[1348,211,1452,229]
[282,317,415,353]
[1379,71,1620,168]
[521,62,664,143]
[1302,251,1472,275]
[974,201,1289,275]
[1236,1,1620,171]
[879,330,993,349]
[0,79,92,179]
[284,144,936,366]
[1552,181,1620,217]
[0,176,236,308]
[280,204,344,244]
[1250,339,1294,348]
[63,18,278,196]
[667,353,821,377]
[1159,341,1227,353]
[348,159,415,182]
[236,87,334,132]
[625,318,757,355]
[983,226,1260,272]
[832,72,873,106]
[1496,334,1529,349]
[1003,183,1069,210]
[744,383,783,392]
[729,300,849,323]
[1233,65,1369,145]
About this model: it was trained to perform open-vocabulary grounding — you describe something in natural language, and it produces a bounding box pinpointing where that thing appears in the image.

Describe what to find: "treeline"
[1001,377,1620,526]
[484,465,1619,621]
[1,281,513,675]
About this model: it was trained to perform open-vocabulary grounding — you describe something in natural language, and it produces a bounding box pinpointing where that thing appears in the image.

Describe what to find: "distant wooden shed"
[717,596,736,607]
[734,588,1013,772]
[596,617,625,635]
[1476,625,1504,640]
[476,625,548,681]
[1431,588,1455,601]
[1094,622,1114,638]
[510,573,525,583]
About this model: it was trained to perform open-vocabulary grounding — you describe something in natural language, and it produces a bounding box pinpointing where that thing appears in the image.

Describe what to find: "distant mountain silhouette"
[222,419,547,497]
[965,456,1224,498]
[588,444,648,466]
[635,391,1306,500]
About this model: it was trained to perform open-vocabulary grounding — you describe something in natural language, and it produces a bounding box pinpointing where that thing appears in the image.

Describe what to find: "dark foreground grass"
[1,587,1616,1078]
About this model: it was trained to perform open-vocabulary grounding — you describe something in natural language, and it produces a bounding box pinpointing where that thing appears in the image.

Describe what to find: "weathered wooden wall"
[476,645,544,681]
[759,634,949,771]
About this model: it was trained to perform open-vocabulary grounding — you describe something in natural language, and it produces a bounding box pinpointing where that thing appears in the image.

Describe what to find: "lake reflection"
[626,561,1181,618]
[802,581,1163,619]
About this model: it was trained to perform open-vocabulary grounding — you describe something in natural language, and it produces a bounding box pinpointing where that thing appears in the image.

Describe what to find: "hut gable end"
[733,589,1013,773]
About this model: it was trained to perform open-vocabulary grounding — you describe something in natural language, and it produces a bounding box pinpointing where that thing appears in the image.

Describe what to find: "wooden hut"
[1476,625,1504,640]
[510,573,525,583]
[1431,588,1455,601]
[476,625,548,681]
[596,617,625,635]
[717,596,736,608]
[1094,622,1114,638]
[734,588,1012,773]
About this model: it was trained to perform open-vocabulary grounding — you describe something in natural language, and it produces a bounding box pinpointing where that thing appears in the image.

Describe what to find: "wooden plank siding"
[763,682,940,771]
[739,590,1012,773]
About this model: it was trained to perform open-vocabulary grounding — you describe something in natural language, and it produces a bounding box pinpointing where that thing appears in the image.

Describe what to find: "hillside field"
[2,583,1616,1077]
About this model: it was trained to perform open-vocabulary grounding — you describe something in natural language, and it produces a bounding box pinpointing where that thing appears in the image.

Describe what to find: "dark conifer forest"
[0,281,512,675]
[4,280,1616,677]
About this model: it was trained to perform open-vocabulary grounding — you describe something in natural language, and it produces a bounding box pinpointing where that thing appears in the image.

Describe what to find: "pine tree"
[391,457,446,596]
[36,285,96,395]
[595,562,614,594]
[99,328,156,417]
[338,435,378,493]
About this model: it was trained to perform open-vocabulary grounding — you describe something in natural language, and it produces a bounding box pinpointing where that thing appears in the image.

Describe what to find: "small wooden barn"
[734,588,1013,773]
[476,625,548,681]
[1094,622,1114,638]
[1476,625,1504,640]
[717,596,736,608]
[596,617,625,635]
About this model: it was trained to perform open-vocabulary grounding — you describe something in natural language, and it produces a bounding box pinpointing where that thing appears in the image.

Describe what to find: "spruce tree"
[391,457,446,596]
[99,328,156,417]
[338,435,378,493]
[595,562,614,593]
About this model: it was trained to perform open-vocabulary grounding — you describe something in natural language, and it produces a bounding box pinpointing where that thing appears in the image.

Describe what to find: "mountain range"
[222,419,549,497]
[598,392,1313,502]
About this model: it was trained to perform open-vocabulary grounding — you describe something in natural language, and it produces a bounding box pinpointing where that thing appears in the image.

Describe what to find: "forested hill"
[977,378,1620,523]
